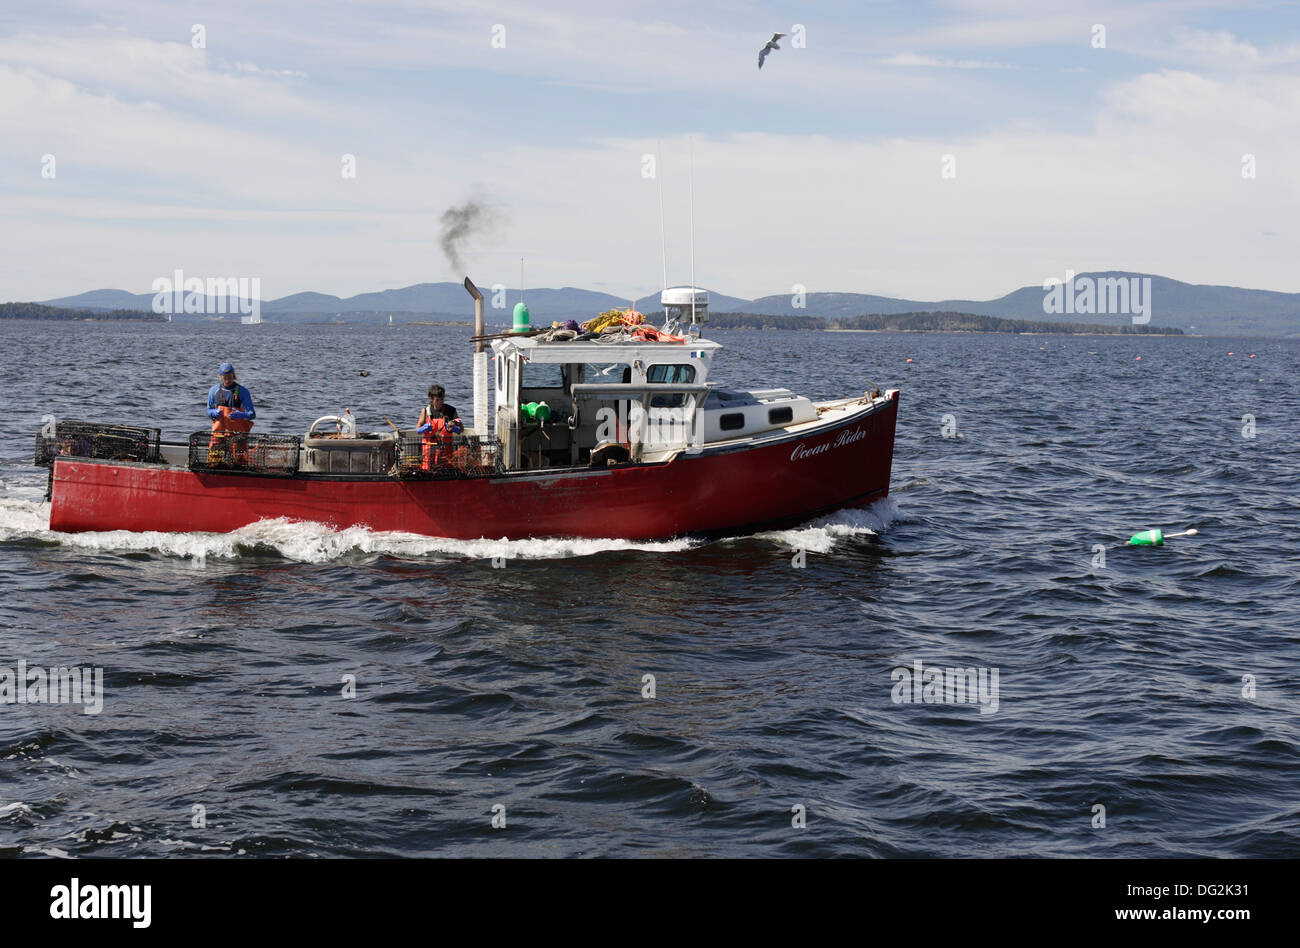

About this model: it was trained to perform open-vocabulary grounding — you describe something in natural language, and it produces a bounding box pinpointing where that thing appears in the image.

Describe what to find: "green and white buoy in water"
[1126,528,1198,546]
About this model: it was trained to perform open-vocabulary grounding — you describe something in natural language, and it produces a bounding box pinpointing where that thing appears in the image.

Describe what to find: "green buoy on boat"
[512,302,531,334]
[521,401,550,423]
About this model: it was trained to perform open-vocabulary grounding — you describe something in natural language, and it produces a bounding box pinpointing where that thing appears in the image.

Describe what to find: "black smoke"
[439,201,502,274]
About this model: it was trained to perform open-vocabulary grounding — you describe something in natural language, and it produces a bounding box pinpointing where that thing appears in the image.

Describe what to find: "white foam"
[0,497,52,537]
[0,498,694,563]
[751,497,901,553]
[0,801,31,817]
[21,845,71,858]
[160,838,202,849]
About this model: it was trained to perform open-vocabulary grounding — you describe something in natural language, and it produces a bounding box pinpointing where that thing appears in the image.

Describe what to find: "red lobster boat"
[39,283,898,541]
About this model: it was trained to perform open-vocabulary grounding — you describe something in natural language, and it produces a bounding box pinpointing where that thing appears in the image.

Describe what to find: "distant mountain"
[41,289,261,315]
[745,273,1300,337]
[31,273,1300,336]
[270,284,752,319]
[266,291,344,312]
[40,283,750,324]
[42,288,147,310]
[745,292,925,319]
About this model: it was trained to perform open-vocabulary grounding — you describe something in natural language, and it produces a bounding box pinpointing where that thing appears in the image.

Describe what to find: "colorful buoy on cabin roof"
[512,302,531,334]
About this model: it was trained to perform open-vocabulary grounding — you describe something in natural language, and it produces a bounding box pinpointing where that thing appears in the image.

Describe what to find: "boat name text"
[790,426,868,461]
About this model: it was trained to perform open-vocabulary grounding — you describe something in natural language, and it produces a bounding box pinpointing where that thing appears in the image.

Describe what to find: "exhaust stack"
[464,278,489,435]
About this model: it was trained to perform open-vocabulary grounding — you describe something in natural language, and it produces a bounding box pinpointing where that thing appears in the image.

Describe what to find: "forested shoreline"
[705,311,1183,334]
[0,302,164,321]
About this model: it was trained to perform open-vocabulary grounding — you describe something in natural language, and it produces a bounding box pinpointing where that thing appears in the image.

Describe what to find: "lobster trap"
[394,433,503,480]
[34,421,161,467]
[188,432,301,475]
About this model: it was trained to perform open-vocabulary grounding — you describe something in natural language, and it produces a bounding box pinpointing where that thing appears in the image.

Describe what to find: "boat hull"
[49,395,898,541]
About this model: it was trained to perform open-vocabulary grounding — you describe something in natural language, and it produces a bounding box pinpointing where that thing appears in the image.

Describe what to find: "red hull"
[50,396,898,541]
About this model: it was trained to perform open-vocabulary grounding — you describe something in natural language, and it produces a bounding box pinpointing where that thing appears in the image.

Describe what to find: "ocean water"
[0,321,1296,857]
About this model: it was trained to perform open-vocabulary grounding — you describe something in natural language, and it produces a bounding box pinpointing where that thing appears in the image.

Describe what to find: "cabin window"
[768,406,794,425]
[647,364,695,408]
[522,360,564,389]
[647,364,695,384]
[719,412,746,431]
[581,363,632,385]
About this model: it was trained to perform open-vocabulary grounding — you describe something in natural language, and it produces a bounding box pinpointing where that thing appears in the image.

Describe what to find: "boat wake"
[0,498,695,563]
[750,496,900,553]
[0,495,899,563]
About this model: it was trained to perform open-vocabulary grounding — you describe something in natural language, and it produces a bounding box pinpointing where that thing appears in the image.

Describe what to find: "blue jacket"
[207,383,256,421]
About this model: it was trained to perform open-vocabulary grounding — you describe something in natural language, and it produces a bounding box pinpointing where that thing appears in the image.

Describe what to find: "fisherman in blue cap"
[207,362,256,463]
[208,363,256,424]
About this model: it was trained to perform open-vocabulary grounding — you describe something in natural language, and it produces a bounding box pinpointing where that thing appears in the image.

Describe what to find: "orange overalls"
[421,417,454,470]
[210,406,254,464]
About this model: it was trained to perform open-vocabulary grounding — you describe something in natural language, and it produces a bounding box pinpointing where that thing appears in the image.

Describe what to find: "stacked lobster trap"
[35,421,161,467]
[394,433,503,480]
[187,431,301,475]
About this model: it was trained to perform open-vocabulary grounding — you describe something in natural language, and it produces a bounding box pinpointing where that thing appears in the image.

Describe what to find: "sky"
[1,0,1298,303]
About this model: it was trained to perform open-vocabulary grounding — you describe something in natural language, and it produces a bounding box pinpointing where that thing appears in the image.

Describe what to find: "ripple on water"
[0,327,1297,856]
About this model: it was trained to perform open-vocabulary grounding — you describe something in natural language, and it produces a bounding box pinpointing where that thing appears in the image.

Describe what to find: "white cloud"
[1101,69,1300,138]
[0,32,319,117]
[6,86,1298,303]
[883,52,1017,69]
[0,64,370,204]
[895,0,1243,51]
[234,61,308,79]
[1169,27,1300,69]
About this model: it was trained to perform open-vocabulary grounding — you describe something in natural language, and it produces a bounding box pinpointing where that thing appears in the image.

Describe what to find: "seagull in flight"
[758,33,785,70]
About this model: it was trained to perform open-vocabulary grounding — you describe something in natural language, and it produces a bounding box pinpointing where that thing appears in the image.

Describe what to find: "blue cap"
[218,363,235,374]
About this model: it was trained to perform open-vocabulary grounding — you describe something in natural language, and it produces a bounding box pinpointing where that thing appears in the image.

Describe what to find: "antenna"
[657,139,668,293]
[688,135,697,325]
[520,257,524,305]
